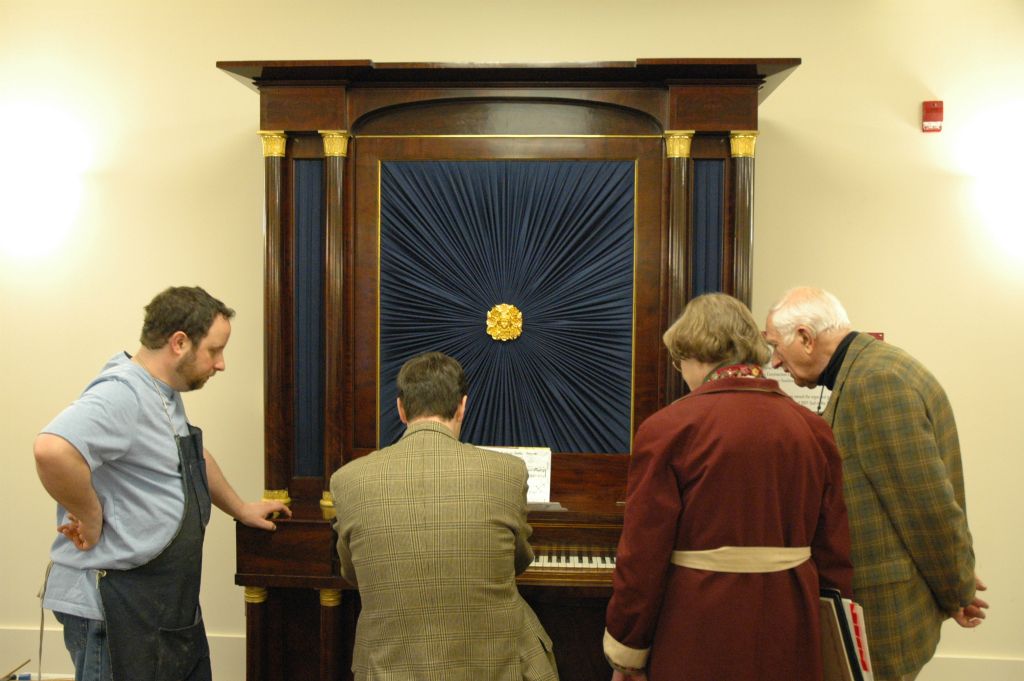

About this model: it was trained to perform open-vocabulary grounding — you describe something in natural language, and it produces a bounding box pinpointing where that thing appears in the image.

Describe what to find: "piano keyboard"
[530,547,616,570]
[519,546,616,588]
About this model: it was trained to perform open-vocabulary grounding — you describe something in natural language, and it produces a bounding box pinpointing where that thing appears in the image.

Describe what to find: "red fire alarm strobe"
[922,101,943,132]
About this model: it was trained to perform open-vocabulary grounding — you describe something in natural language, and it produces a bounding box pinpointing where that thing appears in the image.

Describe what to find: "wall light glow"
[0,100,94,258]
[952,98,1024,262]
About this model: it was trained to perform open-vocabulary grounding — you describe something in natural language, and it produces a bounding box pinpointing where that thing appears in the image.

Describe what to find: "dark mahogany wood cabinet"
[217,58,799,681]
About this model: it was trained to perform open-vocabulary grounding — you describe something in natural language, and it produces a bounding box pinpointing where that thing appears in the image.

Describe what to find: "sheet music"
[764,366,831,414]
[819,588,874,681]
[479,446,552,503]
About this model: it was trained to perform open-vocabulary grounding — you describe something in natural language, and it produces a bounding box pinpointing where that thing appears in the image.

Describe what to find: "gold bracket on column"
[320,589,342,607]
[320,490,336,520]
[664,130,695,159]
[244,586,268,604]
[262,488,292,506]
[258,131,287,157]
[319,130,350,158]
[729,131,758,158]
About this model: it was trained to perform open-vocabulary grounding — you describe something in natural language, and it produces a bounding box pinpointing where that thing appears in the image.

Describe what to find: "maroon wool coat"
[606,376,853,681]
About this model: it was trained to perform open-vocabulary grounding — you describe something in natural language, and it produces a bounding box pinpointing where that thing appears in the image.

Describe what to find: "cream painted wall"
[2,1,1021,679]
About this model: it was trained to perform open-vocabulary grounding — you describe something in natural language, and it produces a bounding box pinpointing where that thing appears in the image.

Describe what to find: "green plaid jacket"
[823,333,975,678]
[330,421,558,681]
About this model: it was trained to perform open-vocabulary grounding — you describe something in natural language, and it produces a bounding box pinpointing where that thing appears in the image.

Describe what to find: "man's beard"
[177,350,212,391]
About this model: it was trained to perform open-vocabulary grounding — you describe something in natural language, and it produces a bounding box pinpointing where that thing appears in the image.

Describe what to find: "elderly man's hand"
[952,575,989,628]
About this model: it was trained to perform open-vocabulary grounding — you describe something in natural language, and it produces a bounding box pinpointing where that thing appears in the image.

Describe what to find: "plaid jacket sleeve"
[839,365,975,614]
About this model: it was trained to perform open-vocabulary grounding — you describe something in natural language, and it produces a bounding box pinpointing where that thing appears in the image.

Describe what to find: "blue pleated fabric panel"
[692,159,724,296]
[379,160,634,453]
[295,159,325,475]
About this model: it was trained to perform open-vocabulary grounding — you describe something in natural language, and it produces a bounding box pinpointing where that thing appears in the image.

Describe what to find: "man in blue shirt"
[35,286,291,681]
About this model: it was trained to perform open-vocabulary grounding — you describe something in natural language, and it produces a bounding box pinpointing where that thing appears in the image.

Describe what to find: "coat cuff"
[603,628,649,673]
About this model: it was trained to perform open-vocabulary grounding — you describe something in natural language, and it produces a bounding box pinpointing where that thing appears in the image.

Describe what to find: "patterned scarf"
[703,363,765,383]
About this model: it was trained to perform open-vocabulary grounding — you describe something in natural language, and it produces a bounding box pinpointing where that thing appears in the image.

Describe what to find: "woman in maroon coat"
[604,293,853,681]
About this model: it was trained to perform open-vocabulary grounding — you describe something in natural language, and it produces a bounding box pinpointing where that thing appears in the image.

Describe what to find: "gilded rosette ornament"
[486,304,523,341]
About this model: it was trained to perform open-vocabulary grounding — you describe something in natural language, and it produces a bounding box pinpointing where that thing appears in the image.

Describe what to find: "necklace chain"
[133,355,179,437]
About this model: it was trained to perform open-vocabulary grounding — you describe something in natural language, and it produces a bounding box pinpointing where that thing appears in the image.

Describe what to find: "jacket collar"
[822,331,876,425]
[399,419,457,442]
[685,375,788,400]
[817,331,858,390]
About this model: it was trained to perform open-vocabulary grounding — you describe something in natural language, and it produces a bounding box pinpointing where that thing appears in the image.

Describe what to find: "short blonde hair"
[663,293,770,366]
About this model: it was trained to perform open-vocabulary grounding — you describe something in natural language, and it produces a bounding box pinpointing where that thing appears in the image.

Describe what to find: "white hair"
[768,287,852,344]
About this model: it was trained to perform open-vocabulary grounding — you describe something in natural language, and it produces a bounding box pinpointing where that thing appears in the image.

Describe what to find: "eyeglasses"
[671,358,683,373]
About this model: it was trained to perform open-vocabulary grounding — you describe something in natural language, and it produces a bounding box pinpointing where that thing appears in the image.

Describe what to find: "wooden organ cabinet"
[216,58,800,681]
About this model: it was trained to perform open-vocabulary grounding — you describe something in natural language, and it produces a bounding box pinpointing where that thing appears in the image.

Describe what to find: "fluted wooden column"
[258,131,293,503]
[320,130,349,503]
[730,130,757,307]
[243,586,269,681]
[319,588,343,681]
[665,130,694,403]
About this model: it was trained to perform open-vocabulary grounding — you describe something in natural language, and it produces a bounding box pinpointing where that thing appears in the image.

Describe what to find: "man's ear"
[454,395,468,423]
[796,326,816,353]
[397,397,408,425]
[168,330,192,358]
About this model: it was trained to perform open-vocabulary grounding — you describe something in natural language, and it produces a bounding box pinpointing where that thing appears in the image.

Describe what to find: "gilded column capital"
[664,130,695,159]
[729,131,759,158]
[320,490,336,520]
[244,586,268,604]
[319,130,350,158]
[320,588,343,607]
[258,130,287,158]
[262,488,292,506]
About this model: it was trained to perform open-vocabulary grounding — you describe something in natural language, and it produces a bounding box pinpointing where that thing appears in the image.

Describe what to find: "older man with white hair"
[764,286,987,681]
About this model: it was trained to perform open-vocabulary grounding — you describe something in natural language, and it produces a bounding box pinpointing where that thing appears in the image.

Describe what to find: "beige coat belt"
[670,546,810,573]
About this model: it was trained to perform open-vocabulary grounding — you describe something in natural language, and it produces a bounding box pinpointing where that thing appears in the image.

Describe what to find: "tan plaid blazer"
[330,421,558,681]
[823,333,975,678]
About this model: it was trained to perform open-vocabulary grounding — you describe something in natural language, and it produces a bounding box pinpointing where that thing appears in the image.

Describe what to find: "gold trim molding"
[354,134,662,140]
[258,131,287,158]
[664,130,695,159]
[320,491,336,520]
[320,589,343,607]
[730,131,758,158]
[486,304,523,341]
[319,130,350,157]
[244,586,268,604]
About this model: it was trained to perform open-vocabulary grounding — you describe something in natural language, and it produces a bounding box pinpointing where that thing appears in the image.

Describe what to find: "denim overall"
[97,424,213,681]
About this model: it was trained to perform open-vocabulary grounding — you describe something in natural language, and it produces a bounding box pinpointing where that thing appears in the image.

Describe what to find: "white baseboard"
[922,655,1024,681]
[0,626,244,681]
[0,627,69,679]
[3,624,1019,680]
[207,632,245,681]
